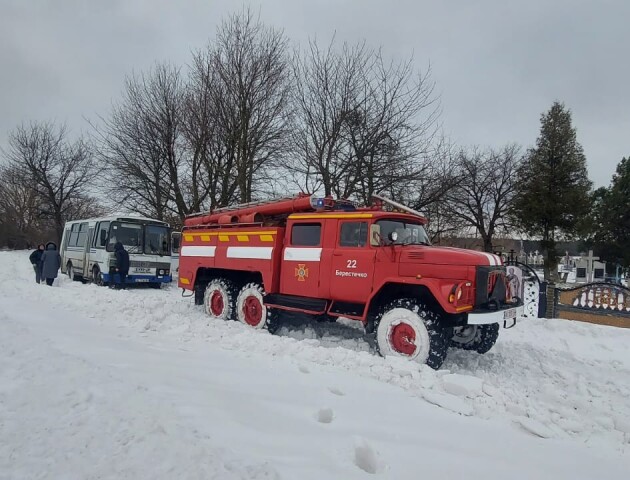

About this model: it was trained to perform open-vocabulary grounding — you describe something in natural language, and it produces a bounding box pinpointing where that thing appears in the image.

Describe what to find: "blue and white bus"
[60,216,173,287]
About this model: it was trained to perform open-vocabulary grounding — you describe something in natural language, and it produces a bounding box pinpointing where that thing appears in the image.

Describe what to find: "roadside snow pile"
[2,251,630,447]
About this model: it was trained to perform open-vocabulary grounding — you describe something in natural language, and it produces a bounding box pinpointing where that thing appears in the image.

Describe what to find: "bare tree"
[345,52,441,205]
[0,165,42,247]
[3,122,98,244]
[445,144,522,252]
[95,63,185,220]
[205,8,292,203]
[290,39,368,196]
[290,37,441,205]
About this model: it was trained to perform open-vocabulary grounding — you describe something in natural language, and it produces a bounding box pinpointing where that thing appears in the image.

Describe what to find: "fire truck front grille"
[475,266,507,309]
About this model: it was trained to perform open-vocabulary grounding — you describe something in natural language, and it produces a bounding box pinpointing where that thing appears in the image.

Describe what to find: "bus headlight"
[159,269,164,275]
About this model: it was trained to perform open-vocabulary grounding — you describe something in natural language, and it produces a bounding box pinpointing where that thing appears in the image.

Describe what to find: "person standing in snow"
[113,241,130,289]
[29,243,45,284]
[40,242,61,286]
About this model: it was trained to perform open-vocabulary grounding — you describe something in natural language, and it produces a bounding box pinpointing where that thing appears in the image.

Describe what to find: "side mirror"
[370,224,381,246]
[171,232,181,254]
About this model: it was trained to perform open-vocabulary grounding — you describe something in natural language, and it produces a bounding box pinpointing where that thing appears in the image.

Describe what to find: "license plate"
[503,308,517,319]
[134,267,151,273]
[135,279,150,283]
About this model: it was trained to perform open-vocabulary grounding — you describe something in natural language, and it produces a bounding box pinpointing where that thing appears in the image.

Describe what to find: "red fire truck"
[178,194,523,369]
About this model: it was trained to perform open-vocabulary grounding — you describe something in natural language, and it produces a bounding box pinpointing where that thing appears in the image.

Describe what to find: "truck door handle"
[333,252,342,256]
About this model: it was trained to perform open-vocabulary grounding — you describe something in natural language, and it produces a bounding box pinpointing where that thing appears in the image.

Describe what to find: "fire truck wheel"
[203,279,237,321]
[450,324,499,354]
[236,283,268,329]
[266,309,283,334]
[375,298,450,369]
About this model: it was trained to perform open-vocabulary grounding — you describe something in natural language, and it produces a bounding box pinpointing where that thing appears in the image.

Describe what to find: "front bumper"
[103,273,172,284]
[467,305,524,325]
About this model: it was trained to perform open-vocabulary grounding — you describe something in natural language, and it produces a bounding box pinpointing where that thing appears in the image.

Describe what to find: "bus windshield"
[106,222,171,255]
[144,224,170,256]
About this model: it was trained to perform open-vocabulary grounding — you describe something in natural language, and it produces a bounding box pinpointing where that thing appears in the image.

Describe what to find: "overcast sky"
[1,0,628,187]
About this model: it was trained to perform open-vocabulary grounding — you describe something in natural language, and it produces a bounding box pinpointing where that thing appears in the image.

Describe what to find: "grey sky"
[1,0,628,187]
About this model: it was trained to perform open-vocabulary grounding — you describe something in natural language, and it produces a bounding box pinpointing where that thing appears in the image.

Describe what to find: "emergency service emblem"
[295,264,309,282]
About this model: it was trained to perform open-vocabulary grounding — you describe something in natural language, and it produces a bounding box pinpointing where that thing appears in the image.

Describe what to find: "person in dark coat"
[113,241,130,289]
[29,244,45,284]
[40,242,61,286]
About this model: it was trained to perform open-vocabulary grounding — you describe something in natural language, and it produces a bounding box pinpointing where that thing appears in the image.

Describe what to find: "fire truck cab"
[178,194,523,369]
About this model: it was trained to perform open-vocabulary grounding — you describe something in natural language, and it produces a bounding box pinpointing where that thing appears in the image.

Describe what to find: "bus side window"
[96,222,110,248]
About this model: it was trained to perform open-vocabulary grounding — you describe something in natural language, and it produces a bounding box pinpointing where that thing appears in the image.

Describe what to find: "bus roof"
[64,216,170,226]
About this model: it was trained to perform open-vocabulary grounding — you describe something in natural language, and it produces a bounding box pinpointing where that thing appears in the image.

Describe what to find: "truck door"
[329,221,375,303]
[280,222,322,298]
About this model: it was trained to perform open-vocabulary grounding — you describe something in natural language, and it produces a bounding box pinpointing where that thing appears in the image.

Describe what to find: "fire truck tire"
[375,298,450,369]
[203,279,237,321]
[235,283,268,329]
[266,309,283,334]
[450,324,499,354]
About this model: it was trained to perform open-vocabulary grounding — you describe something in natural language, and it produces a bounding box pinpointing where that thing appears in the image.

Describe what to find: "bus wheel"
[235,283,268,329]
[93,266,106,287]
[67,263,77,282]
[203,279,237,321]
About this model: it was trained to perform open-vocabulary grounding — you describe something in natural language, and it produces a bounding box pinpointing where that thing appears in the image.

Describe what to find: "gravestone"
[593,261,605,282]
[576,260,588,283]
[575,250,601,283]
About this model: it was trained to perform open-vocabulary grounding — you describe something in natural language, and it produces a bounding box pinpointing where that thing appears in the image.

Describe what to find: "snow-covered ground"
[1,251,629,479]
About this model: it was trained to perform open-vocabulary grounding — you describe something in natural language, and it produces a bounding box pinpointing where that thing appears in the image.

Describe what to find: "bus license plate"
[136,279,150,283]
[503,308,517,319]
[134,267,151,273]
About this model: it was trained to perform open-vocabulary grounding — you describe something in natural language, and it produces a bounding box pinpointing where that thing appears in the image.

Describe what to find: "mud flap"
[503,318,517,329]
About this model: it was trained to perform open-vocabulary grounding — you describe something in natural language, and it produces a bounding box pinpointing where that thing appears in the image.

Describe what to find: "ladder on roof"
[185,195,305,219]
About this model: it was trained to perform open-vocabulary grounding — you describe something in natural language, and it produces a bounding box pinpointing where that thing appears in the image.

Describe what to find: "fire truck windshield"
[376,219,431,246]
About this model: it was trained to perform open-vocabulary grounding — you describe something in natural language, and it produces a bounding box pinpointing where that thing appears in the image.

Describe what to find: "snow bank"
[1,251,630,478]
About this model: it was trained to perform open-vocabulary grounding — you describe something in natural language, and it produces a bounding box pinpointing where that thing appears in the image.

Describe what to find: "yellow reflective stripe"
[180,277,190,285]
[184,231,277,237]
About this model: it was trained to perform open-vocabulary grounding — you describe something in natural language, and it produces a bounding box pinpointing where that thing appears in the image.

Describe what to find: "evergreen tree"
[592,157,630,269]
[513,102,592,281]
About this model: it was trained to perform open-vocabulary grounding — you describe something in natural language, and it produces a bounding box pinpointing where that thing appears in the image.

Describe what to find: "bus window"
[76,222,88,248]
[107,223,143,253]
[145,224,170,256]
[96,222,110,248]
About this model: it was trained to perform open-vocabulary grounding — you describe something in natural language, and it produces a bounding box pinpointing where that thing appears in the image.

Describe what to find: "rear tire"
[235,283,268,329]
[450,324,499,354]
[266,309,283,334]
[375,298,450,369]
[203,278,237,321]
